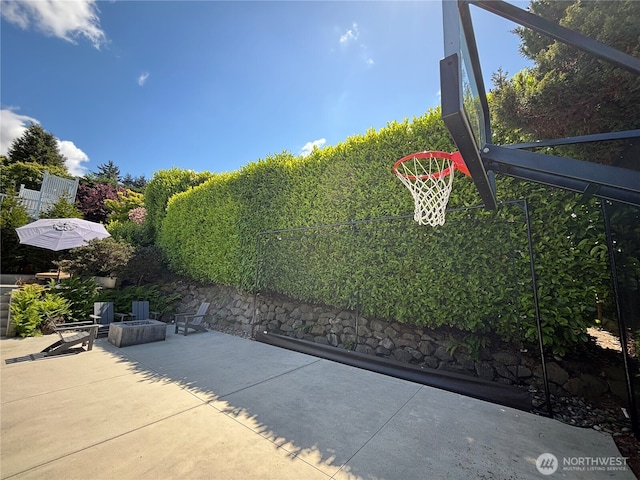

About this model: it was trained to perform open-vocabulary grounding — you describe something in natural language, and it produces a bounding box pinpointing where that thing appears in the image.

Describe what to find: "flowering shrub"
[128,207,147,224]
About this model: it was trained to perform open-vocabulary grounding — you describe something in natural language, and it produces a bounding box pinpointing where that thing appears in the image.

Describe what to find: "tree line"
[1,123,147,191]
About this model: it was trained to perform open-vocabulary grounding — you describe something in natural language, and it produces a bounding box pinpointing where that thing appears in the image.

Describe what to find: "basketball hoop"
[393,151,470,226]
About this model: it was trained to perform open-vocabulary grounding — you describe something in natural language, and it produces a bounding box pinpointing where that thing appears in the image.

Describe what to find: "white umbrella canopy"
[15,218,111,252]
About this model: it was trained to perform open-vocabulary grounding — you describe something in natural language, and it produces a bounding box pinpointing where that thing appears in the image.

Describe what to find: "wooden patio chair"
[131,301,149,320]
[91,301,114,337]
[115,301,161,322]
[173,302,210,336]
[41,319,99,357]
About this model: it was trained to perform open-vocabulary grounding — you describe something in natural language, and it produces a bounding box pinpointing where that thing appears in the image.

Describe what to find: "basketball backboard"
[439,0,640,439]
[440,0,640,208]
[440,0,497,208]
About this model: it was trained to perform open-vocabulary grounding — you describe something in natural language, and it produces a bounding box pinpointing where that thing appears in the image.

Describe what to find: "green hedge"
[156,109,610,355]
[144,167,214,238]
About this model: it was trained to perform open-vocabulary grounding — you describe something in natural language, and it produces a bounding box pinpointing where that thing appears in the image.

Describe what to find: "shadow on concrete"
[1,327,634,479]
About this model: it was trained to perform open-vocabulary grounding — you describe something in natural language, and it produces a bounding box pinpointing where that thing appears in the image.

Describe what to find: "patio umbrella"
[15,218,110,252]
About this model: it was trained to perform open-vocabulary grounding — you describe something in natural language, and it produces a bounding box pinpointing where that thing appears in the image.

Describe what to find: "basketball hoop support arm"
[481,144,640,207]
[470,0,640,76]
[440,53,497,209]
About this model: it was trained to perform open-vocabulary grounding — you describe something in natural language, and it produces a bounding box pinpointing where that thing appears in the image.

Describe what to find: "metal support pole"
[353,223,359,349]
[602,200,639,437]
[355,291,360,350]
[251,234,263,339]
[523,199,553,417]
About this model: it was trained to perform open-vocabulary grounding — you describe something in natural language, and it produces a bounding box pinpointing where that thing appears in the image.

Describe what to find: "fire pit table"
[108,320,167,348]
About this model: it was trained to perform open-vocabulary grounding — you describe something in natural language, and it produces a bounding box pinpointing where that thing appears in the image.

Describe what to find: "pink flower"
[128,207,147,224]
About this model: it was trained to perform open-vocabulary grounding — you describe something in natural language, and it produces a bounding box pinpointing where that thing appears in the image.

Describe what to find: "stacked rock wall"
[163,281,623,402]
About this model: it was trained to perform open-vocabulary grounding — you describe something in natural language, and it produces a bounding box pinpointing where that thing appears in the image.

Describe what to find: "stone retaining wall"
[165,281,627,403]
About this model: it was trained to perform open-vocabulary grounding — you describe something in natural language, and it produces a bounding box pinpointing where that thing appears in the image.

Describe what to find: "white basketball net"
[394,154,455,227]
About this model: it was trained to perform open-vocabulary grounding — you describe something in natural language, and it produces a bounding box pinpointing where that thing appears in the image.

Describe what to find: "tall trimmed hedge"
[157,109,610,355]
[258,208,526,343]
[144,167,214,238]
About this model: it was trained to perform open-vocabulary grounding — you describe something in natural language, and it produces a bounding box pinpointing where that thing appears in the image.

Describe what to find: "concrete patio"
[1,327,634,479]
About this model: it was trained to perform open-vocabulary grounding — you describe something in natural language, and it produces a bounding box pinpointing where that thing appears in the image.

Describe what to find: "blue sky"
[1,1,531,180]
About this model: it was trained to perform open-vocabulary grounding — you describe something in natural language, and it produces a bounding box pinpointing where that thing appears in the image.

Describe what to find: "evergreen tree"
[121,173,148,190]
[490,0,640,168]
[6,124,66,168]
[92,160,121,184]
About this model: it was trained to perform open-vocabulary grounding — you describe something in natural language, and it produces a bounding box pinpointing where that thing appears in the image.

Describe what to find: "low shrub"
[9,284,71,337]
[58,237,134,278]
[50,276,101,321]
[96,284,180,318]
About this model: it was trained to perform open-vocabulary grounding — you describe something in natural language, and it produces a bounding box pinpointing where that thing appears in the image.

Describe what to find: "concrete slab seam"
[209,358,324,403]
[0,372,137,407]
[0,403,211,480]
[328,384,424,479]
[198,400,334,479]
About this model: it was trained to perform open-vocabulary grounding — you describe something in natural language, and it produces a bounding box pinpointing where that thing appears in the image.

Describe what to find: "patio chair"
[131,301,149,320]
[91,301,114,337]
[41,319,100,357]
[115,301,161,322]
[173,302,210,336]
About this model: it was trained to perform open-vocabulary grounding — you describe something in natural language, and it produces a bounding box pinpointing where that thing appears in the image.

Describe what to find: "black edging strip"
[255,331,532,413]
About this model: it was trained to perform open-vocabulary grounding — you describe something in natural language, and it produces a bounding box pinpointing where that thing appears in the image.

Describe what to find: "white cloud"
[0,108,38,156]
[57,140,89,176]
[0,0,107,49]
[339,23,359,44]
[0,108,90,176]
[338,22,374,66]
[300,138,326,157]
[138,72,149,86]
